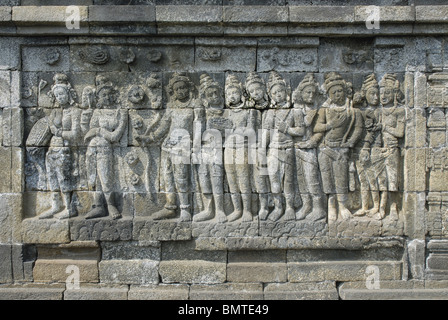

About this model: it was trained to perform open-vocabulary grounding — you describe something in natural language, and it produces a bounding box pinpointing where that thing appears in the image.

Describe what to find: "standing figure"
[194,74,231,223]
[223,74,256,222]
[314,72,363,221]
[260,71,295,222]
[39,73,81,220]
[245,72,270,219]
[353,74,383,217]
[375,73,406,220]
[289,73,326,222]
[148,73,200,222]
[84,76,128,220]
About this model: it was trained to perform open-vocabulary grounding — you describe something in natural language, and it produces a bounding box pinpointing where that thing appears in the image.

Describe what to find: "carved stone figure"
[194,73,231,223]
[146,73,163,110]
[260,71,295,222]
[39,73,81,220]
[290,73,326,222]
[148,72,200,222]
[375,73,406,220]
[352,74,383,218]
[314,72,364,221]
[245,72,269,110]
[84,75,128,220]
[223,74,255,222]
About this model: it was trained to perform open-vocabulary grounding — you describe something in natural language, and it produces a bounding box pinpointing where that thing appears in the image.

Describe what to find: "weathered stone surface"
[264,282,339,300]
[190,283,263,300]
[12,6,89,25]
[0,245,12,283]
[99,260,159,285]
[64,284,128,300]
[289,6,355,23]
[128,284,189,300]
[159,260,226,284]
[0,284,65,300]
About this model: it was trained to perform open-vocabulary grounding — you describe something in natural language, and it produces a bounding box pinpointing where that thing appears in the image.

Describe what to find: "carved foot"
[179,209,191,222]
[353,208,367,217]
[193,210,214,223]
[216,211,228,224]
[366,206,379,218]
[55,209,75,220]
[268,208,283,222]
[389,203,399,221]
[39,208,60,220]
[339,206,352,220]
[152,208,176,221]
[227,210,243,223]
[241,211,253,223]
[258,208,270,221]
[284,207,295,221]
[108,205,121,220]
[85,206,107,220]
[307,209,327,222]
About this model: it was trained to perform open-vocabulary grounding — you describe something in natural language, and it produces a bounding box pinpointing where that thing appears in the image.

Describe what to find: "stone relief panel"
[16,41,432,246]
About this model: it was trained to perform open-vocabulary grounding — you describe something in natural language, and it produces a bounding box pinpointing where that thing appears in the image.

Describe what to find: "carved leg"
[178,193,191,222]
[258,193,270,220]
[85,192,107,219]
[153,193,177,220]
[268,194,284,222]
[284,194,295,221]
[228,193,243,222]
[337,194,352,220]
[39,192,63,219]
[379,191,388,220]
[241,193,253,222]
[296,194,312,221]
[55,192,75,220]
[214,194,227,223]
[194,194,214,222]
[307,195,327,222]
[367,191,380,216]
[354,191,370,216]
[328,194,337,222]
[105,193,121,220]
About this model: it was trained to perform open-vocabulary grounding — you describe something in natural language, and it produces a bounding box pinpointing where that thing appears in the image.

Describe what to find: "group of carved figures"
[25,70,406,224]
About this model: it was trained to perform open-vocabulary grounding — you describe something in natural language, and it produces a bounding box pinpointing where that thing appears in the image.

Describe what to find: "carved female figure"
[223,74,255,222]
[353,74,383,217]
[314,72,364,221]
[39,73,80,220]
[84,76,128,220]
[260,71,295,222]
[289,73,326,222]
[194,74,231,223]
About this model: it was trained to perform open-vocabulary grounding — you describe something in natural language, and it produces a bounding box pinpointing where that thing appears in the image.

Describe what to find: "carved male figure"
[260,71,295,222]
[84,75,128,220]
[148,73,200,222]
[223,74,256,222]
[39,73,81,220]
[314,72,364,221]
[289,73,326,222]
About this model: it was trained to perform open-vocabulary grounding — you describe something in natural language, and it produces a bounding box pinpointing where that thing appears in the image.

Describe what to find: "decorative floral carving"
[42,48,60,65]
[198,47,222,61]
[119,48,136,64]
[79,46,110,65]
[147,49,162,62]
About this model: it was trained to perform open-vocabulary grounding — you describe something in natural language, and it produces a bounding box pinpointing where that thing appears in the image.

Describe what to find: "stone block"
[223,6,288,23]
[96,0,154,4]
[0,6,10,22]
[416,5,448,23]
[0,71,10,107]
[156,5,222,23]
[226,250,286,283]
[264,282,339,300]
[99,260,159,285]
[101,241,160,260]
[159,260,226,284]
[22,0,93,4]
[89,5,156,23]
[195,38,257,72]
[355,6,415,23]
[133,218,192,241]
[0,147,23,193]
[289,6,355,23]
[0,245,12,283]
[288,261,403,282]
[64,284,128,300]
[408,239,425,280]
[21,217,70,244]
[12,6,89,25]
[11,244,36,282]
[190,283,263,300]
[128,284,189,300]
[0,193,22,243]
[69,217,133,242]
[0,284,65,300]
[2,107,23,147]
[22,46,70,72]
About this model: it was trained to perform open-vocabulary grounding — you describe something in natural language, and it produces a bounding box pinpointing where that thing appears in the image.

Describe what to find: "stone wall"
[1,1,448,300]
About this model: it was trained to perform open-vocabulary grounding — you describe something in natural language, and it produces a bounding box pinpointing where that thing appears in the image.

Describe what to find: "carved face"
[97,88,114,108]
[226,87,242,107]
[53,86,69,106]
[301,85,316,105]
[380,87,394,106]
[247,83,265,102]
[366,87,379,106]
[328,85,346,106]
[204,86,222,107]
[172,81,190,101]
[270,84,287,105]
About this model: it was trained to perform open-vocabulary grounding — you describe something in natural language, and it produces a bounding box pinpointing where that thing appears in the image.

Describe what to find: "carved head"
[361,74,379,107]
[324,72,347,106]
[267,71,290,108]
[245,72,268,104]
[293,73,319,106]
[200,73,223,108]
[379,73,403,106]
[128,85,145,105]
[146,73,163,109]
[225,74,245,109]
[48,73,77,108]
[95,75,117,108]
[168,72,194,103]
[82,86,95,109]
